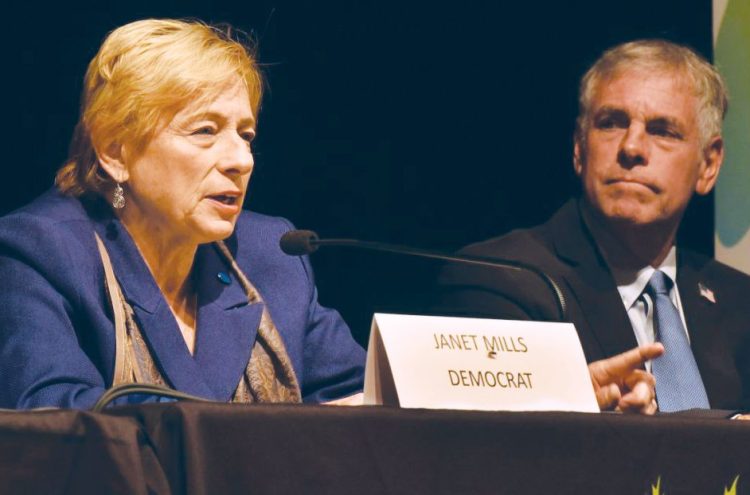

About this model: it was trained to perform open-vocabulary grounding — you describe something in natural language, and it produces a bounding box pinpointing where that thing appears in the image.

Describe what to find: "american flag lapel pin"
[698,282,716,304]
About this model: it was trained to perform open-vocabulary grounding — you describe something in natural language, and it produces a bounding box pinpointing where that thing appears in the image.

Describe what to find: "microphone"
[279,230,568,321]
[279,229,320,255]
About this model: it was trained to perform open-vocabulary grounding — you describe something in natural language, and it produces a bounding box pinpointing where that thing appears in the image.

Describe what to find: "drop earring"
[112,182,125,209]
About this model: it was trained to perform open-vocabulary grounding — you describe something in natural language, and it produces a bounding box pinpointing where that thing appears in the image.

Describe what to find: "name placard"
[364,313,598,412]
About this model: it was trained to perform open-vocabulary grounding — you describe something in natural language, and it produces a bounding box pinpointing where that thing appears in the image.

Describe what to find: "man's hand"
[588,343,664,414]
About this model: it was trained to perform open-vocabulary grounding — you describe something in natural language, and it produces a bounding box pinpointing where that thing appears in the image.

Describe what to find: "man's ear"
[95,141,130,183]
[573,137,585,177]
[695,136,724,196]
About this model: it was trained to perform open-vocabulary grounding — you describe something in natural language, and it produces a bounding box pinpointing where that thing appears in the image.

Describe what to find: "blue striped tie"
[646,270,709,412]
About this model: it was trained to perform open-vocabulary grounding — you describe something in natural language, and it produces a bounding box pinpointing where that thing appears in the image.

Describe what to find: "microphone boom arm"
[302,236,568,322]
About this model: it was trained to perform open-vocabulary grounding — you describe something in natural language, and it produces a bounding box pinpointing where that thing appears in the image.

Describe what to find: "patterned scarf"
[99,235,302,403]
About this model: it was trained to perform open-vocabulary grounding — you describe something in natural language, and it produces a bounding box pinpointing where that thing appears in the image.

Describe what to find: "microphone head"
[280,230,320,255]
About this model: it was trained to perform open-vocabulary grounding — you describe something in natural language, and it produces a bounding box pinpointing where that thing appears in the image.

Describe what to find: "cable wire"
[92,383,212,412]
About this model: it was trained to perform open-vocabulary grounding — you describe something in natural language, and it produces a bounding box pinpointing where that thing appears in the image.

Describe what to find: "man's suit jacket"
[436,199,750,410]
[0,189,365,409]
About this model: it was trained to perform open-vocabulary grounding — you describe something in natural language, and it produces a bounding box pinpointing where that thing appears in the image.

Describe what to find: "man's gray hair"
[576,39,728,147]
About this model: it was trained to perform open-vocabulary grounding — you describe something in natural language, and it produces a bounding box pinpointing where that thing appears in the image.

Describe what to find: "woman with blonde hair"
[0,18,365,409]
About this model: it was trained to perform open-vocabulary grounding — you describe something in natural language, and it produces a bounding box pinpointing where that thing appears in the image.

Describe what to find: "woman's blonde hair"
[56,18,262,197]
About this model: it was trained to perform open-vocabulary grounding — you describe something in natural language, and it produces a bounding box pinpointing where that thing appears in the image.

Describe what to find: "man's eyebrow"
[646,115,682,128]
[592,106,629,122]
[593,106,626,117]
[592,107,685,129]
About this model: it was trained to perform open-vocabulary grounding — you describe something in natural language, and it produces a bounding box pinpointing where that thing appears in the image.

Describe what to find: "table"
[1,403,748,494]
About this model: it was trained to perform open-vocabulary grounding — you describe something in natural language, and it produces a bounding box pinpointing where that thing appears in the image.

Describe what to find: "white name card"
[364,313,598,412]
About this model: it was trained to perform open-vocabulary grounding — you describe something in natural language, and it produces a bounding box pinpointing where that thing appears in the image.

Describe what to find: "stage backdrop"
[714,0,750,275]
[2,1,713,343]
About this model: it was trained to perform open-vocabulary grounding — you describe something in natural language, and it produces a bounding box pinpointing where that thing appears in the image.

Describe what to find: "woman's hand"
[323,392,364,406]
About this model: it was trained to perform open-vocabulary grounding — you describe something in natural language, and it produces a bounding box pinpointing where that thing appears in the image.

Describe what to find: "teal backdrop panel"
[715,0,750,274]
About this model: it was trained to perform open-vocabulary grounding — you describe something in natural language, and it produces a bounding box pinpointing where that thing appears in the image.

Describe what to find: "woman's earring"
[112,183,126,209]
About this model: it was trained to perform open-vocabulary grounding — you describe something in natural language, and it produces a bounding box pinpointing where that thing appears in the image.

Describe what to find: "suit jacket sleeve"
[272,219,366,403]
[0,213,113,409]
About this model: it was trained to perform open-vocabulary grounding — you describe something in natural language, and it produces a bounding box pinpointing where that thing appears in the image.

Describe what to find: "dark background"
[6,0,713,344]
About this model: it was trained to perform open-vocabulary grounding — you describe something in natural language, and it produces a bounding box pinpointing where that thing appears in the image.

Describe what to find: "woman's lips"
[208,194,239,205]
[206,193,241,213]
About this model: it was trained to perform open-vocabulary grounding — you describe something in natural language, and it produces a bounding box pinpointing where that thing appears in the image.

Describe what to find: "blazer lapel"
[193,243,263,402]
[92,217,218,400]
[546,201,639,360]
[677,251,742,408]
[132,305,218,399]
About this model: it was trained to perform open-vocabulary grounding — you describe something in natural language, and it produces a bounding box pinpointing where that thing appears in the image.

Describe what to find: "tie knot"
[646,270,673,296]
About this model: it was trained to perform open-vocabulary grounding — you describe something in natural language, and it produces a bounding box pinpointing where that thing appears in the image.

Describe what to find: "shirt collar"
[580,204,677,310]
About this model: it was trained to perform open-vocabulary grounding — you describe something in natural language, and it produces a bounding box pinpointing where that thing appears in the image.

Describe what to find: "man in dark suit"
[438,40,750,412]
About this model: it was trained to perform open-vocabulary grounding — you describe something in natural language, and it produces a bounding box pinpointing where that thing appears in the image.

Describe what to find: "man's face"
[574,69,723,230]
